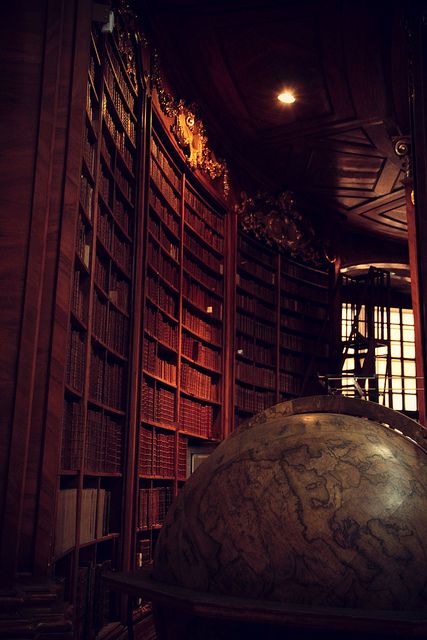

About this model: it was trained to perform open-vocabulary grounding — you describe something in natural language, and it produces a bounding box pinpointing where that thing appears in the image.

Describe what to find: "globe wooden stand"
[104,566,427,639]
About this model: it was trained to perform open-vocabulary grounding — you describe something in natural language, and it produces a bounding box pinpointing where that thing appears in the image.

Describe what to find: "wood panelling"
[0,0,48,585]
[141,0,409,240]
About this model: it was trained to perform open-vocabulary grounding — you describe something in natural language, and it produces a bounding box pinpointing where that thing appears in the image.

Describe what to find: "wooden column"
[403,1,427,425]
[402,174,426,424]
[0,0,92,587]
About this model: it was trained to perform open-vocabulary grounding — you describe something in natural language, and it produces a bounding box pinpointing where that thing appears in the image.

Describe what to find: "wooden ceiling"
[140,0,410,241]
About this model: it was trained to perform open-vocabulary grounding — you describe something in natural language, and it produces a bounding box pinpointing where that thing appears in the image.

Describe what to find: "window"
[341,304,417,414]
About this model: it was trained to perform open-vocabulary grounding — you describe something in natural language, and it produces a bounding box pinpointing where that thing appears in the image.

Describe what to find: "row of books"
[86,409,122,473]
[136,538,151,567]
[236,313,275,343]
[116,163,134,203]
[99,166,113,208]
[150,160,180,212]
[149,188,180,238]
[182,333,221,371]
[281,295,327,320]
[280,331,329,357]
[113,229,132,273]
[236,291,275,317]
[86,82,97,124]
[181,362,219,401]
[236,272,275,304]
[76,215,91,268]
[281,313,322,334]
[101,135,114,172]
[185,206,224,253]
[62,399,84,470]
[89,349,124,410]
[88,51,98,89]
[235,361,275,389]
[235,385,275,413]
[280,352,306,374]
[138,426,175,477]
[145,303,178,351]
[280,372,302,395]
[177,435,188,479]
[185,189,224,236]
[150,137,181,192]
[137,487,173,529]
[109,306,129,355]
[182,307,222,345]
[80,488,111,544]
[238,235,275,268]
[280,274,328,303]
[54,489,77,556]
[183,276,222,319]
[238,256,275,285]
[147,276,178,319]
[103,99,136,163]
[80,172,94,221]
[281,259,328,286]
[75,559,114,639]
[148,214,180,262]
[115,195,133,236]
[148,238,179,289]
[110,268,130,312]
[95,253,109,292]
[104,62,135,144]
[184,229,223,274]
[180,396,214,437]
[66,329,86,392]
[141,380,176,424]
[71,269,88,324]
[55,489,111,556]
[83,127,96,176]
[143,338,177,385]
[95,256,130,313]
[184,253,223,294]
[106,40,135,111]
[235,337,275,366]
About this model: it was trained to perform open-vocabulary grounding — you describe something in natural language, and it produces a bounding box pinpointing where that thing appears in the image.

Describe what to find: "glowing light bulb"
[278,91,296,104]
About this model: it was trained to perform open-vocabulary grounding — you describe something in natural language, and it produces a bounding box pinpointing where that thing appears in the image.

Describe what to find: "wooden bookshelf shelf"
[141,418,178,432]
[87,398,126,416]
[142,369,178,389]
[79,533,120,550]
[180,388,222,406]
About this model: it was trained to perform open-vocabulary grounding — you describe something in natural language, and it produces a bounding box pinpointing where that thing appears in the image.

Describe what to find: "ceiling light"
[278,91,296,104]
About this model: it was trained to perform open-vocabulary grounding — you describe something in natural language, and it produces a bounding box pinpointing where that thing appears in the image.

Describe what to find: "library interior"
[2,0,427,638]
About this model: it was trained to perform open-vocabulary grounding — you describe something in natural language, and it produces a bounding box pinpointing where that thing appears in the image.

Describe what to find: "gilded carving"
[235,190,323,264]
[152,53,229,196]
[113,0,147,92]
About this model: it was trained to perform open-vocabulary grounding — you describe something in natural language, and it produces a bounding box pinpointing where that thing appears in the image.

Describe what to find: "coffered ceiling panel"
[141,0,409,241]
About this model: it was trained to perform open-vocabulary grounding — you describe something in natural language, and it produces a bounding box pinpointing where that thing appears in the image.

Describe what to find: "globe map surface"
[153,404,427,611]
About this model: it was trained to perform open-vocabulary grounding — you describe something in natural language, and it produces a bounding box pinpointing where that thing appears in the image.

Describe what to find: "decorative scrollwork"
[151,55,229,196]
[113,0,147,92]
[235,191,324,264]
[151,49,179,118]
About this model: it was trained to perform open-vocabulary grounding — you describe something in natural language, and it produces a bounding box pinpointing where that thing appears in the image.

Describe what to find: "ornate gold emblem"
[235,191,323,264]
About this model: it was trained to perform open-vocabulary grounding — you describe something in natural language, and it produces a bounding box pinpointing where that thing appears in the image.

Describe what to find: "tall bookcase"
[56,22,140,638]
[279,256,330,401]
[235,233,278,427]
[137,116,226,568]
[234,231,330,427]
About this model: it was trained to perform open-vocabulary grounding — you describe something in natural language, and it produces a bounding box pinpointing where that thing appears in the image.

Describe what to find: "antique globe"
[153,397,427,613]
